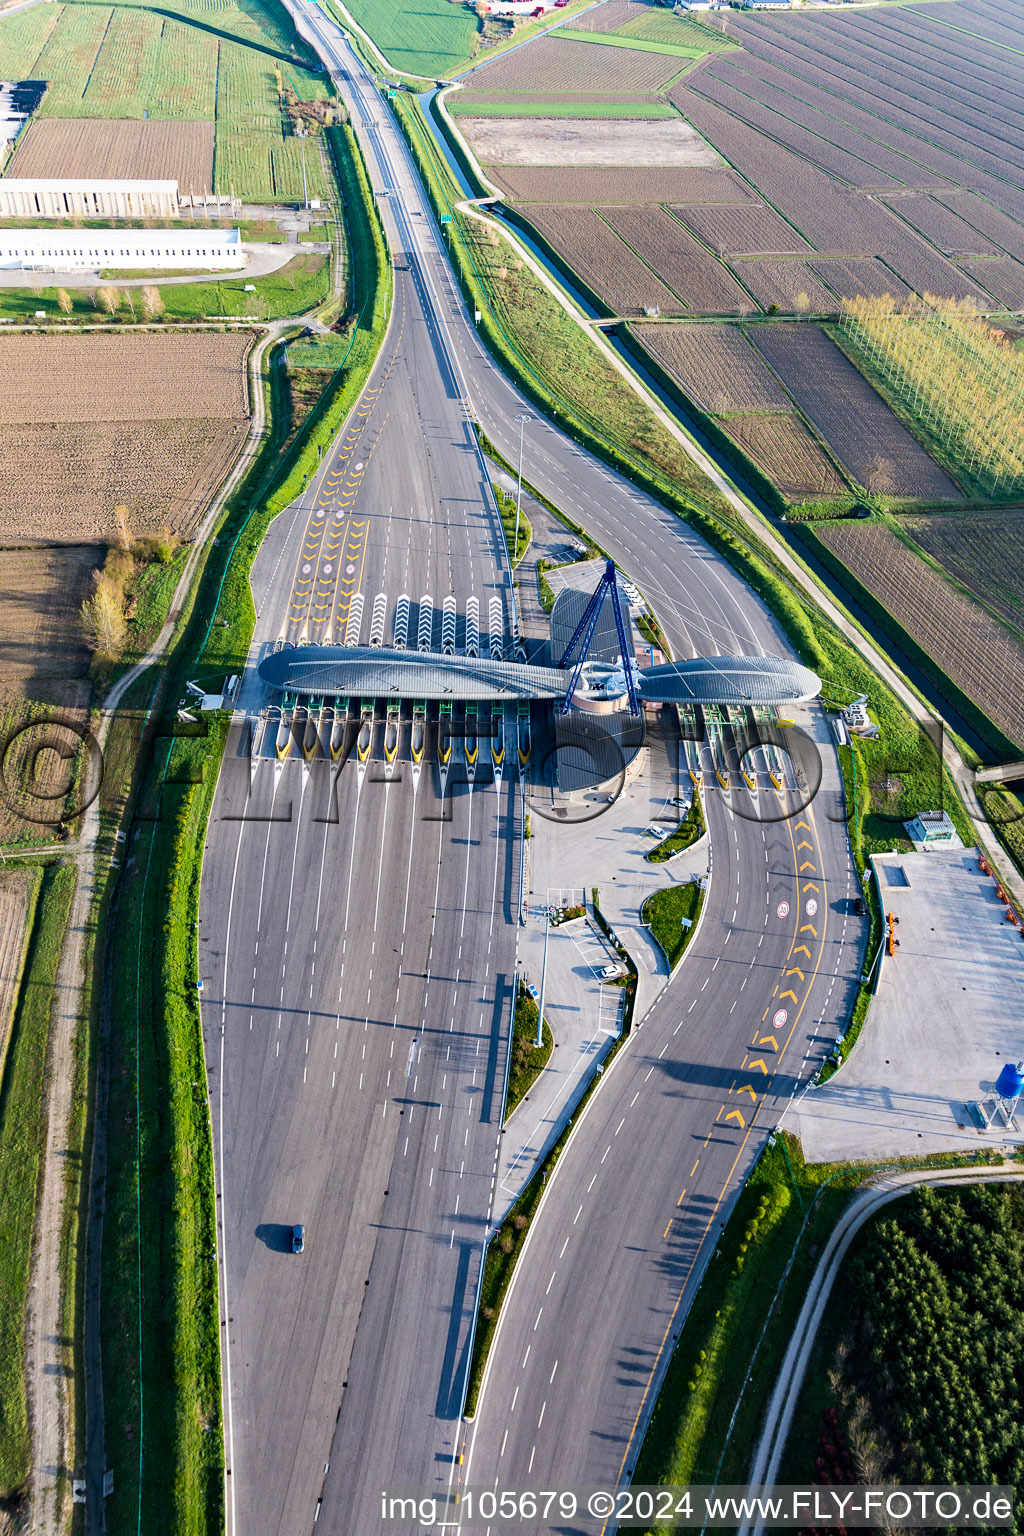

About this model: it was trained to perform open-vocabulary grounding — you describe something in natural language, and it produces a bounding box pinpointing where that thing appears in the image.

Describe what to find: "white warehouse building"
[0,226,244,272]
[0,176,182,219]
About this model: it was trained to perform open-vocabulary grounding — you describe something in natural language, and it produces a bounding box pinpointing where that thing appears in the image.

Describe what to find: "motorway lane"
[208,8,864,1531]
[200,30,526,1533]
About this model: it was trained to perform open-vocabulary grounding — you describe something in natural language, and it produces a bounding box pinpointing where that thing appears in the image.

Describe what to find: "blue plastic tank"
[995,1062,1024,1099]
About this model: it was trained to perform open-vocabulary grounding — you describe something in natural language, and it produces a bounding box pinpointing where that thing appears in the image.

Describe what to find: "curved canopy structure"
[257,645,821,705]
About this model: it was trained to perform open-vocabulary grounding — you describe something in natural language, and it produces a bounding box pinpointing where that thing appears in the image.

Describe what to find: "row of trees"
[847,1184,1024,1487]
[839,293,1024,494]
[52,285,165,320]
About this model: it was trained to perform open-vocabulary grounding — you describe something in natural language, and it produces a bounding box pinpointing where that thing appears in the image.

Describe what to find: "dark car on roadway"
[291,1224,304,1254]
[852,896,867,916]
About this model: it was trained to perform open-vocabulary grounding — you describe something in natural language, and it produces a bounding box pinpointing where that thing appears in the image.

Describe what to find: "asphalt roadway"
[201,8,868,1534]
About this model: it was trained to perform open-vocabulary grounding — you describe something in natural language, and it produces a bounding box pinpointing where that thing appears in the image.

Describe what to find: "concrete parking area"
[790,848,1024,1160]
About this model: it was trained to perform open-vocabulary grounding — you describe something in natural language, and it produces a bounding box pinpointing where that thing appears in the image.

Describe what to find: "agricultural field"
[486,166,751,204]
[339,0,479,75]
[0,333,250,423]
[601,204,751,312]
[895,509,1024,634]
[0,0,330,203]
[673,203,810,258]
[466,32,686,95]
[837,296,1024,497]
[459,116,718,168]
[729,260,836,314]
[9,118,214,191]
[518,204,682,314]
[0,332,252,541]
[808,258,911,303]
[0,871,36,1056]
[748,324,962,500]
[631,322,790,413]
[0,548,98,701]
[815,519,1024,748]
[717,412,849,500]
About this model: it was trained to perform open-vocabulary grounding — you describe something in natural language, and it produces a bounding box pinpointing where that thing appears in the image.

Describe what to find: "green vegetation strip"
[98,121,388,1532]
[641,880,702,971]
[504,987,552,1122]
[492,481,532,564]
[0,863,75,1501]
[563,29,704,56]
[647,791,705,864]
[633,1138,1006,1530]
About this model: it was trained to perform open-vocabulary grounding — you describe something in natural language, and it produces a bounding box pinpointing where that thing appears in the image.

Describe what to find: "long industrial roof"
[257,645,821,705]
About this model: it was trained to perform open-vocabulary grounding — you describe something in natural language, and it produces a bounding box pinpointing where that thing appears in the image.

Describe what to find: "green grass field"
[338,0,480,76]
[642,880,702,968]
[614,10,739,49]
[0,0,330,202]
[565,27,704,56]
[0,864,74,1504]
[0,251,328,322]
[448,96,678,118]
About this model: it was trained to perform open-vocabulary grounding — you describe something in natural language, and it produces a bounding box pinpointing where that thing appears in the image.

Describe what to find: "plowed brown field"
[601,204,751,311]
[520,204,682,312]
[0,419,248,542]
[632,322,790,411]
[0,333,251,423]
[8,117,214,191]
[0,333,252,541]
[719,412,848,498]
[488,165,752,203]
[817,519,1024,745]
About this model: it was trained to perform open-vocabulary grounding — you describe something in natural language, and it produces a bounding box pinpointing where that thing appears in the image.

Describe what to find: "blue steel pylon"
[557,560,640,716]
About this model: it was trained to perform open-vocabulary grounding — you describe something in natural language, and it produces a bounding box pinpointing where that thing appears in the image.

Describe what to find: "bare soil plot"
[718,412,848,499]
[0,870,36,1054]
[817,520,1024,746]
[747,324,961,500]
[489,165,751,203]
[673,201,810,256]
[632,321,790,411]
[881,193,1000,257]
[459,115,720,167]
[808,258,911,303]
[8,117,214,192]
[895,508,1024,632]
[518,204,682,313]
[564,0,658,33]
[718,9,1024,222]
[0,333,251,424]
[0,548,97,694]
[0,419,248,543]
[957,259,1024,311]
[686,63,904,191]
[669,87,896,251]
[601,204,752,311]
[933,192,1024,263]
[467,33,685,94]
[729,260,835,313]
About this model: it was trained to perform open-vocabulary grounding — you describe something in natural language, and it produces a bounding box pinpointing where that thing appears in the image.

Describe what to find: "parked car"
[649,825,667,839]
[600,964,620,980]
[291,1224,305,1254]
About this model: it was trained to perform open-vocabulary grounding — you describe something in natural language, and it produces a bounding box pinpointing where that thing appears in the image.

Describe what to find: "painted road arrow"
[725,1109,746,1128]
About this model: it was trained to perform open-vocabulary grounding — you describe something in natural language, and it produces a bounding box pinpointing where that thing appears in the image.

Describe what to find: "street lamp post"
[513,411,532,564]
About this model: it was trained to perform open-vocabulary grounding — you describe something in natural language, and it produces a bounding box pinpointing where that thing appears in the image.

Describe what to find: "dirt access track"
[458,115,721,166]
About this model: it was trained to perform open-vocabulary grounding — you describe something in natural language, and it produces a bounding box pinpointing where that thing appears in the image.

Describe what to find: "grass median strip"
[0,863,75,1507]
[641,880,702,971]
[504,986,552,1122]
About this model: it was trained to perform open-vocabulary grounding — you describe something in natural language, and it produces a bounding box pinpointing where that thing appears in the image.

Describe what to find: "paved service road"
[200,5,868,1532]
